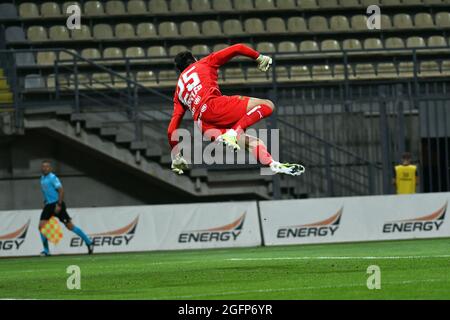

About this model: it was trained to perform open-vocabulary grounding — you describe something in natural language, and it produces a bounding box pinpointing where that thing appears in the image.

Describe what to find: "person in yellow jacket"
[393,152,419,194]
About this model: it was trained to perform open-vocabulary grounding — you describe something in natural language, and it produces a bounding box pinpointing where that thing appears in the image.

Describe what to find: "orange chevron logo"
[192,213,246,232]
[0,220,30,240]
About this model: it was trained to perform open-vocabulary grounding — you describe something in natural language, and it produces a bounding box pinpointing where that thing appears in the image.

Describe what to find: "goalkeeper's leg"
[217,98,274,151]
[239,134,305,176]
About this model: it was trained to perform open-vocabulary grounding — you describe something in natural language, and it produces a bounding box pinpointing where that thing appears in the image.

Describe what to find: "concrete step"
[100,126,119,137]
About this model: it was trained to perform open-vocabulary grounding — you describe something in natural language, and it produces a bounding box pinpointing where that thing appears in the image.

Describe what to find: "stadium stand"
[1,0,450,203]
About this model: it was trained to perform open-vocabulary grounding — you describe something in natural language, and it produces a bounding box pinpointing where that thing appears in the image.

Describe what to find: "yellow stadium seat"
[19,3,39,18]
[202,21,222,36]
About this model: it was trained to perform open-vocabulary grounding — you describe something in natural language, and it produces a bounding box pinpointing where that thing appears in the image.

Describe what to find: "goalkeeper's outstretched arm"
[208,43,272,71]
[167,98,188,174]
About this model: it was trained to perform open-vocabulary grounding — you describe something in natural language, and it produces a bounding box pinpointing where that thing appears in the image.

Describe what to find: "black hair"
[402,152,412,161]
[174,51,196,73]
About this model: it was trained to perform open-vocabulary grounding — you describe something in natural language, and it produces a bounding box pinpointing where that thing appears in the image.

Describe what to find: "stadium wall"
[1,194,449,257]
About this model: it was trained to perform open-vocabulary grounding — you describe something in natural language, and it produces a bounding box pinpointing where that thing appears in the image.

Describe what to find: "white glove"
[171,153,188,175]
[256,54,273,72]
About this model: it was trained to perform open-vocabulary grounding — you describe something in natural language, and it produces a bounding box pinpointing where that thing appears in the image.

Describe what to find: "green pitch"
[1,238,450,300]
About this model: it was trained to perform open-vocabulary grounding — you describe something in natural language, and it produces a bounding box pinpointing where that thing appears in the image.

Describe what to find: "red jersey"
[167,44,260,149]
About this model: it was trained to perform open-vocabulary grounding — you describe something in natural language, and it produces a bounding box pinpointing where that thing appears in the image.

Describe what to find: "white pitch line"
[226,254,450,261]
[157,278,448,300]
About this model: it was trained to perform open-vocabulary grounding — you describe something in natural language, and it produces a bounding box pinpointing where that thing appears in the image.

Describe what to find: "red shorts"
[197,95,249,140]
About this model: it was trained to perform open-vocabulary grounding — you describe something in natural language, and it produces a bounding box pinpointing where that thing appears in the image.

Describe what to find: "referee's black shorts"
[40,202,71,224]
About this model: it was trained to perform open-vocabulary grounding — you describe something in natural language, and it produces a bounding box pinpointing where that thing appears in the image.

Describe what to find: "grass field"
[1,238,449,300]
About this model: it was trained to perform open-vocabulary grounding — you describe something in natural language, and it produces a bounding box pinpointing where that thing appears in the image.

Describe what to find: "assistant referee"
[39,160,94,256]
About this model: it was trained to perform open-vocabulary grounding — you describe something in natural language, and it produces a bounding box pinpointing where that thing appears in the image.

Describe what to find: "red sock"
[252,144,273,166]
[232,104,273,135]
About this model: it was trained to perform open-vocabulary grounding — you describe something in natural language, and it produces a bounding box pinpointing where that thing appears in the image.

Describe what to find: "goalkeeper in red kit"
[167,43,305,176]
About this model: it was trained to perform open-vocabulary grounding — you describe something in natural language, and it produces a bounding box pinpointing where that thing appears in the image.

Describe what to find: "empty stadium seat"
[403,0,423,4]
[126,47,145,59]
[330,16,350,31]
[93,24,114,39]
[321,39,341,52]
[381,0,402,5]
[428,36,447,47]
[278,41,298,53]
[27,26,48,42]
[420,61,441,77]
[234,0,254,10]
[150,0,170,13]
[212,0,233,10]
[224,68,245,84]
[5,27,26,43]
[398,62,414,77]
[170,0,190,12]
[158,70,178,86]
[255,0,276,10]
[81,48,102,60]
[318,0,338,7]
[103,47,124,62]
[71,25,93,40]
[381,15,393,30]
[291,65,311,80]
[385,37,405,49]
[49,26,70,41]
[180,21,201,37]
[275,66,289,81]
[342,39,362,51]
[312,65,333,81]
[41,2,62,17]
[245,18,265,33]
[37,51,57,65]
[105,0,126,14]
[340,0,361,7]
[442,60,450,75]
[406,36,426,48]
[19,3,39,18]
[192,0,211,11]
[377,63,397,78]
[351,15,368,31]
[127,0,148,14]
[393,14,414,29]
[424,0,444,3]
[300,40,319,52]
[136,23,157,38]
[277,0,297,9]
[436,12,450,27]
[201,21,222,36]
[147,46,167,57]
[84,1,105,15]
[361,0,380,5]
[159,22,179,37]
[223,20,245,35]
[414,13,434,28]
[59,49,78,63]
[355,64,376,79]
[91,73,113,89]
[213,43,228,52]
[364,38,384,50]
[247,68,271,83]
[24,74,45,90]
[256,42,276,53]
[191,44,210,55]
[309,16,328,32]
[136,71,157,86]
[15,52,36,66]
[266,17,287,33]
[115,23,136,39]
[287,17,308,32]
